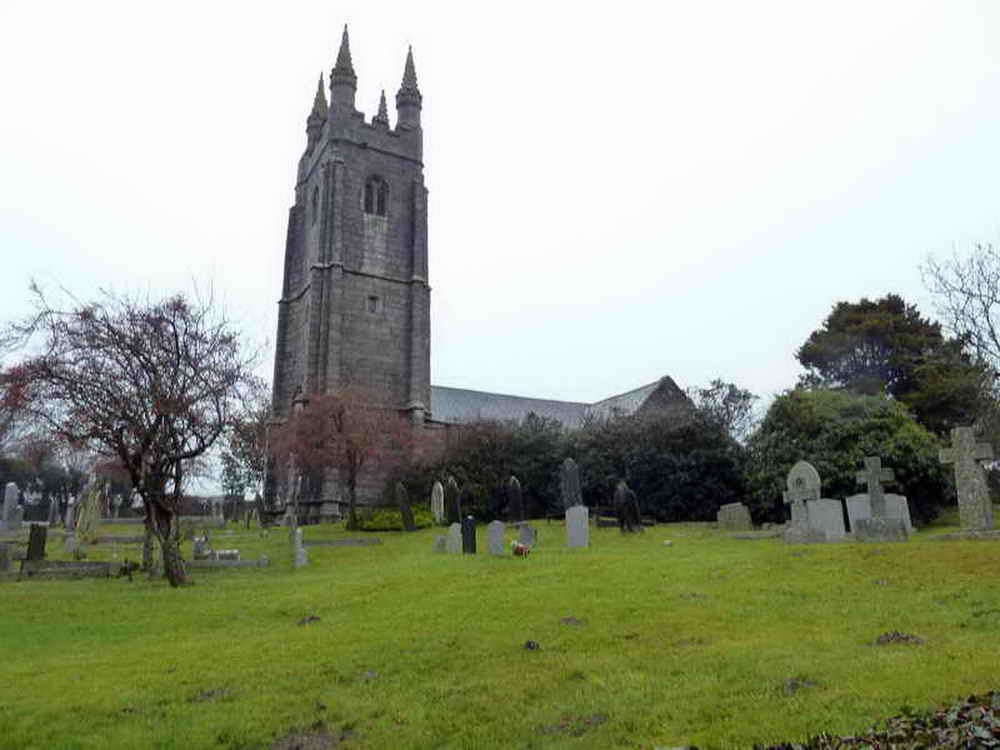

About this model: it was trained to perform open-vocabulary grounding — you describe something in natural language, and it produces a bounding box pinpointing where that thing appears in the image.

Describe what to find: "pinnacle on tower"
[329,24,358,112]
[311,74,328,119]
[332,24,356,84]
[395,45,422,130]
[373,89,390,126]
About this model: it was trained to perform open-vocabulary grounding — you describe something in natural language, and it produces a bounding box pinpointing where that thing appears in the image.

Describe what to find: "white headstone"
[804,498,846,540]
[431,482,444,524]
[518,523,537,547]
[432,535,446,553]
[487,520,506,555]
[445,523,462,554]
[566,505,589,548]
[2,482,18,531]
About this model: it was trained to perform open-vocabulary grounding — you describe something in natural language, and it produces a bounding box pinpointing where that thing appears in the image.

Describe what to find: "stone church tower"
[272,26,430,425]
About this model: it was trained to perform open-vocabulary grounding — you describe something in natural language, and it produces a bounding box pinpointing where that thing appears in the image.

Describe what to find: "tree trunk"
[149,500,189,587]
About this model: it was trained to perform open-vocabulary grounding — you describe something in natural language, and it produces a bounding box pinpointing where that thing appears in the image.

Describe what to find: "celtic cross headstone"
[940,426,995,531]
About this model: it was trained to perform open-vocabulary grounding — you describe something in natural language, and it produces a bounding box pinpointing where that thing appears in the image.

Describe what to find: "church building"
[270,27,690,511]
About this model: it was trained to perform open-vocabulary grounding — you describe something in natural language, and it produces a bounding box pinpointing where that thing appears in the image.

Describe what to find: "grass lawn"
[1,516,999,749]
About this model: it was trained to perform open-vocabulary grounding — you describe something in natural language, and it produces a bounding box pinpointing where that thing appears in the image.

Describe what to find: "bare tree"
[269,387,414,529]
[923,244,1000,373]
[5,285,257,586]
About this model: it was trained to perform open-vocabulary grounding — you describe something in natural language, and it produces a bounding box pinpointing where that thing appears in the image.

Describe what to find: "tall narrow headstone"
[566,505,589,547]
[396,482,416,532]
[461,516,476,554]
[47,497,59,526]
[614,480,641,533]
[64,500,76,531]
[445,523,462,554]
[430,481,445,525]
[26,524,47,561]
[293,527,308,568]
[2,482,19,531]
[506,476,524,523]
[518,523,537,547]
[560,459,582,510]
[445,476,461,525]
[487,520,505,555]
[940,426,995,531]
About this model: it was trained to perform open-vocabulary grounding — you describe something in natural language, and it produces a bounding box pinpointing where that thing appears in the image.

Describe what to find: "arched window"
[364,176,388,217]
[311,186,320,225]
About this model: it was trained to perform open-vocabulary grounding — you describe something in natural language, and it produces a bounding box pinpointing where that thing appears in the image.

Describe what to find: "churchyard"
[2,509,1000,749]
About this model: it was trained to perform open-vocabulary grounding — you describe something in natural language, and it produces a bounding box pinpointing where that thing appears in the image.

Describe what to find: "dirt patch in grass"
[190,687,232,703]
[271,722,354,750]
[539,713,608,737]
[873,631,925,646]
[559,616,586,626]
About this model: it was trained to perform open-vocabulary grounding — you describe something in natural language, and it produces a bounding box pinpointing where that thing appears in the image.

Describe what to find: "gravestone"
[432,535,446,553]
[26,524,47,561]
[854,518,908,544]
[566,505,589,548]
[64,533,78,556]
[518,523,537,547]
[717,503,753,531]
[47,498,59,527]
[853,456,907,542]
[847,494,914,534]
[940,426,995,531]
[614,480,642,533]
[487,520,506,555]
[506,476,524,523]
[430,481,445,524]
[856,456,895,518]
[461,516,476,554]
[2,482,20,531]
[192,536,210,560]
[783,522,828,545]
[805,498,846,540]
[784,461,821,523]
[0,543,10,573]
[293,528,308,568]
[445,476,461,525]
[64,501,76,532]
[560,459,582,510]
[445,523,462,554]
[396,482,416,532]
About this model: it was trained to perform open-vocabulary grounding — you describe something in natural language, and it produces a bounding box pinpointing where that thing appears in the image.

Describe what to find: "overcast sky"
[2,1,998,414]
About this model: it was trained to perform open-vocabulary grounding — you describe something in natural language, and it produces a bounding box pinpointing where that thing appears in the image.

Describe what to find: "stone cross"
[430,481,444,524]
[940,426,995,531]
[560,458,583,510]
[856,456,894,518]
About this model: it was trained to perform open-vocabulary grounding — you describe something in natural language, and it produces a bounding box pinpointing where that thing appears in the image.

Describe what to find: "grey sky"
[1,0,998,412]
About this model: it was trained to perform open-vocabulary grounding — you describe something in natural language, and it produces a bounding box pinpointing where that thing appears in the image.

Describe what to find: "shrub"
[745,389,950,524]
[354,507,435,532]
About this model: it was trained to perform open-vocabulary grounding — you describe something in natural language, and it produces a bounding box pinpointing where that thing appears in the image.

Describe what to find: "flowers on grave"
[510,540,530,558]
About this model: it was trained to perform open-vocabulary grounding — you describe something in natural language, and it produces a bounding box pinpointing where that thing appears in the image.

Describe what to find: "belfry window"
[364,177,389,217]
[367,295,380,313]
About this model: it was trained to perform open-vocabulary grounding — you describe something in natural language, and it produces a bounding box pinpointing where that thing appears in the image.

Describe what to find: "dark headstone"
[445,476,461,525]
[506,475,524,523]
[0,543,11,573]
[396,482,416,532]
[26,524,47,562]
[560,458,583,510]
[614,480,642,533]
[461,515,476,554]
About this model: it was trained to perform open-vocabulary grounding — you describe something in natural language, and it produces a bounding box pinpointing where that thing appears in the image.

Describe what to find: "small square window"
[367,296,379,313]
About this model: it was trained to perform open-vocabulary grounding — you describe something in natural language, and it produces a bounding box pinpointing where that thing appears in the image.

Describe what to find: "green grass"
[2,519,1000,749]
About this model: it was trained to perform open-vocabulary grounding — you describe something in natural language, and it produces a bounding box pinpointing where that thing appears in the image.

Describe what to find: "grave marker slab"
[856,456,895,518]
[566,505,589,548]
[26,524,47,561]
[445,523,462,554]
[293,528,308,568]
[940,426,995,531]
[805,499,846,540]
[461,516,477,554]
[487,520,505,555]
[784,461,820,523]
[717,503,753,532]
[432,535,446,554]
[430,481,444,524]
[847,493,914,534]
[518,523,537,547]
[854,518,908,543]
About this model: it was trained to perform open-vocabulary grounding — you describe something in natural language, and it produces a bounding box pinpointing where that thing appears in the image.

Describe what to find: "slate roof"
[430,385,588,427]
[430,376,691,428]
